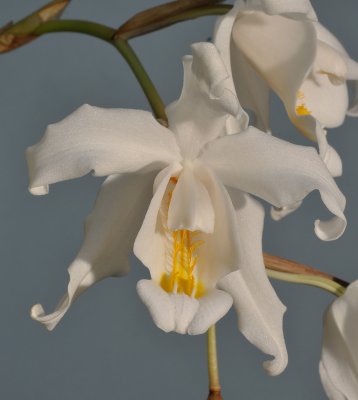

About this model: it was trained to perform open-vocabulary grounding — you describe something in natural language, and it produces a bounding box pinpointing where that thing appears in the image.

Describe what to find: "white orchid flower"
[27,42,346,376]
[320,281,358,399]
[214,0,358,181]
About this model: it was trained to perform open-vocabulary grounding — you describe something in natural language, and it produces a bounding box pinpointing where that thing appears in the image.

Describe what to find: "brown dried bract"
[38,0,71,22]
[0,33,35,53]
[263,252,349,288]
[115,0,225,40]
[0,0,71,53]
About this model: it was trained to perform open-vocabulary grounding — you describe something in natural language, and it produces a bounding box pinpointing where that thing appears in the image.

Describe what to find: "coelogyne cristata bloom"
[28,43,346,376]
[320,281,358,400]
[214,0,358,179]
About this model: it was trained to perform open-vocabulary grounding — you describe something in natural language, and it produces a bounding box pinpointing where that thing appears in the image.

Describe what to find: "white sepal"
[166,42,247,160]
[31,172,155,330]
[27,105,180,195]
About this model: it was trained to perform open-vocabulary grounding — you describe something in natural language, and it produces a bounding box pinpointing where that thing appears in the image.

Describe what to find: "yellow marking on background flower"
[296,90,312,116]
[297,90,305,100]
[160,177,205,298]
[296,104,311,116]
[170,176,178,184]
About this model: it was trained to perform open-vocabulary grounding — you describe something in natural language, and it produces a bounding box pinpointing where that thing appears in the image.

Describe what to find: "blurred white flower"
[27,42,346,376]
[320,280,358,399]
[215,0,358,179]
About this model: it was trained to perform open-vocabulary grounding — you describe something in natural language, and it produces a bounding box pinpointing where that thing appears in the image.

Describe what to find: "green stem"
[267,270,346,297]
[207,325,223,400]
[14,2,233,121]
[34,20,167,123]
[113,40,167,124]
[34,20,115,41]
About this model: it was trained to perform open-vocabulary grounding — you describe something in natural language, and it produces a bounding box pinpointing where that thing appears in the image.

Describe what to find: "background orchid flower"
[27,42,346,376]
[320,281,358,399]
[214,0,358,180]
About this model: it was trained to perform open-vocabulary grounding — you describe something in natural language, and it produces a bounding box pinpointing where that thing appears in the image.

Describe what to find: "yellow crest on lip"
[159,177,205,298]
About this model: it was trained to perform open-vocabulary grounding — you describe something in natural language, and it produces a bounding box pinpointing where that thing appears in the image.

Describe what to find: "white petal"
[232,11,316,111]
[270,201,303,221]
[325,145,342,178]
[288,114,343,177]
[231,10,330,144]
[320,281,358,399]
[166,43,247,160]
[137,280,232,335]
[168,164,214,233]
[133,163,182,281]
[347,81,358,117]
[230,47,271,132]
[314,21,347,55]
[244,0,317,17]
[214,0,316,111]
[298,74,348,129]
[314,22,358,122]
[315,41,347,82]
[171,294,200,334]
[137,280,199,334]
[298,41,349,128]
[201,126,346,240]
[214,4,271,133]
[346,58,358,80]
[193,164,240,288]
[314,21,358,80]
[319,362,347,400]
[315,128,343,178]
[31,172,156,330]
[27,105,180,195]
[219,191,287,375]
[137,280,176,333]
[216,3,346,175]
[213,2,241,82]
[190,42,241,108]
[345,61,358,116]
[188,289,233,335]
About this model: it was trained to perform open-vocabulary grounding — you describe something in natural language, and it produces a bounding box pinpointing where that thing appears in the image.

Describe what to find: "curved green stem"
[9,1,234,122]
[34,19,115,40]
[267,270,346,297]
[34,20,167,123]
[113,40,168,124]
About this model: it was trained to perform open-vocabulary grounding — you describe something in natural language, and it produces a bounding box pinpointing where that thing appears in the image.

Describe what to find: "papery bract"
[27,42,346,376]
[320,281,358,400]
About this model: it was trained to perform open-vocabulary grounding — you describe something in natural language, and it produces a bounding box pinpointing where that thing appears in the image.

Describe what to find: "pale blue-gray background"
[0,1,357,399]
